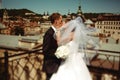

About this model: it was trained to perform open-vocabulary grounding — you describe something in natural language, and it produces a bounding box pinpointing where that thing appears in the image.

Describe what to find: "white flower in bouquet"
[55,45,69,59]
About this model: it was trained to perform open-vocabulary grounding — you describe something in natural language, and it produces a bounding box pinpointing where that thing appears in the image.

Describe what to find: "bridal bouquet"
[55,45,69,59]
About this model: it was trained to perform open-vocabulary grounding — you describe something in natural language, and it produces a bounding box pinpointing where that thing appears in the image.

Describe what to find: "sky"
[1,0,120,15]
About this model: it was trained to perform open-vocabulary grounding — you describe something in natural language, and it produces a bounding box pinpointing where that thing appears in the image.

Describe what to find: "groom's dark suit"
[42,27,61,80]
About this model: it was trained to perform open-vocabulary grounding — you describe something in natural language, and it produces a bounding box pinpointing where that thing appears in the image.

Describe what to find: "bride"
[50,17,98,80]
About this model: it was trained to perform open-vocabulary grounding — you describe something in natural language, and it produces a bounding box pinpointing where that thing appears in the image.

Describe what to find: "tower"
[67,9,71,19]
[77,0,82,16]
[77,0,86,21]
[3,9,8,22]
[0,0,2,9]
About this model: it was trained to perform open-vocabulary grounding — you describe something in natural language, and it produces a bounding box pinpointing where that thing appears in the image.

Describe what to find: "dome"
[84,19,93,24]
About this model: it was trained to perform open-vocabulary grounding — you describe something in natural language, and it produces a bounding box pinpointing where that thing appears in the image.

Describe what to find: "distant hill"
[0,8,41,17]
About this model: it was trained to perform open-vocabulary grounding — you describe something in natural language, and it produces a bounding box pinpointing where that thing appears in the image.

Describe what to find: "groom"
[42,13,63,80]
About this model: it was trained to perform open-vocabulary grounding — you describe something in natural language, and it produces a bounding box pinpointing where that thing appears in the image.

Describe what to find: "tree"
[14,26,24,36]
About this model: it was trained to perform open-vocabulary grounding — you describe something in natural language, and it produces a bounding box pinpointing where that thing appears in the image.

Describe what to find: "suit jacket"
[42,27,61,74]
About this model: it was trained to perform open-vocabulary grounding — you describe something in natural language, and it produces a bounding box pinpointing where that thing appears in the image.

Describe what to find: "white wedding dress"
[50,41,92,80]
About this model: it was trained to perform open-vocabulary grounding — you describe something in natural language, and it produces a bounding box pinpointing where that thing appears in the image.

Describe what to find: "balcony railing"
[87,49,120,80]
[0,45,120,80]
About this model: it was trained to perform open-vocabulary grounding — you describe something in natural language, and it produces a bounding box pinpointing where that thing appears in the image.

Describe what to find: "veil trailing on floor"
[59,17,100,53]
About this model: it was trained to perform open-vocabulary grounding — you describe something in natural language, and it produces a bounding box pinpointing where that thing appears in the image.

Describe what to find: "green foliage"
[14,26,24,36]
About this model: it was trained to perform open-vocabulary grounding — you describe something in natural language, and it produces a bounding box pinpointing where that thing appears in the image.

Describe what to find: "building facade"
[95,14,120,39]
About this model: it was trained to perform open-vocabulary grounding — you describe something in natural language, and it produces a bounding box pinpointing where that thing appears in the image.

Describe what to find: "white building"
[95,14,120,39]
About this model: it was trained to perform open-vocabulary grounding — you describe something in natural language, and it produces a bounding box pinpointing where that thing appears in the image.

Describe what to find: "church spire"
[67,9,71,19]
[0,0,2,9]
[3,9,8,22]
[77,0,82,16]
[76,0,86,21]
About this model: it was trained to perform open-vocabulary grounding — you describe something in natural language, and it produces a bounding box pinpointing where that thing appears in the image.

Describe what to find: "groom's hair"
[49,13,61,24]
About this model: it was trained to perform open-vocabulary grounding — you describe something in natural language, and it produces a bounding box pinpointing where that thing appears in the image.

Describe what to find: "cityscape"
[0,0,120,80]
